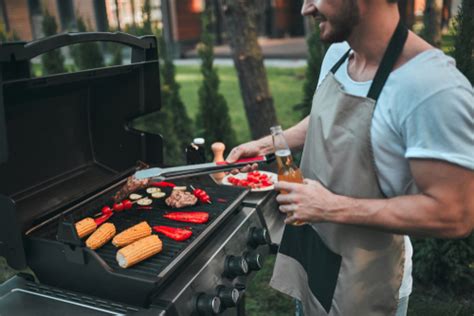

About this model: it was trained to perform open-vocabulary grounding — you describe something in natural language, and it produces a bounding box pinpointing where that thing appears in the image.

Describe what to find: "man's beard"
[316,0,360,43]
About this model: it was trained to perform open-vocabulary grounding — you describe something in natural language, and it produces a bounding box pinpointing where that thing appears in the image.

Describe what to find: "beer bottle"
[270,125,305,225]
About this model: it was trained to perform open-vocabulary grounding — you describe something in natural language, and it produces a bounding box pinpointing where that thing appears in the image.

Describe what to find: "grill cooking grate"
[30,182,246,279]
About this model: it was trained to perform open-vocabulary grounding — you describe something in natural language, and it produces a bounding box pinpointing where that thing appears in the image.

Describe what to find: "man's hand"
[275,179,342,225]
[226,141,266,173]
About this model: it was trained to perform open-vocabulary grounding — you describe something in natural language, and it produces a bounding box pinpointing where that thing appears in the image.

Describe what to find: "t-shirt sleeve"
[402,85,474,170]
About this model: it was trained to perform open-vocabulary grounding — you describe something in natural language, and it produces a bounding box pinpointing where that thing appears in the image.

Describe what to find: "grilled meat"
[165,190,198,208]
[114,176,150,202]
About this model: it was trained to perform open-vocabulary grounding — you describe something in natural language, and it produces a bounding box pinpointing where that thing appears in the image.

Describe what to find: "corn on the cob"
[116,235,163,268]
[75,217,97,238]
[112,221,152,247]
[85,223,116,250]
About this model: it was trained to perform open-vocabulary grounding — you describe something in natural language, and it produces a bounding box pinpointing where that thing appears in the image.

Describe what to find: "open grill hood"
[0,32,163,271]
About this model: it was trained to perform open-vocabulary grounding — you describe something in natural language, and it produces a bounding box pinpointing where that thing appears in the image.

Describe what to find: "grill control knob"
[224,255,249,279]
[217,285,240,307]
[248,227,270,248]
[244,251,263,272]
[196,293,222,315]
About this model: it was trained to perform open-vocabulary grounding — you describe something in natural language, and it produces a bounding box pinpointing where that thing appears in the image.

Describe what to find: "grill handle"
[0,32,157,63]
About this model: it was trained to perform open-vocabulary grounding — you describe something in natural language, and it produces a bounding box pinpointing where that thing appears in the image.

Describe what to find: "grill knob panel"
[217,285,240,307]
[224,255,249,279]
[196,293,222,315]
[244,251,263,271]
[248,227,270,248]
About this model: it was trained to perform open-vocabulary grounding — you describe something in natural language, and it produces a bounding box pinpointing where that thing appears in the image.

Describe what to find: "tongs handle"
[134,154,276,181]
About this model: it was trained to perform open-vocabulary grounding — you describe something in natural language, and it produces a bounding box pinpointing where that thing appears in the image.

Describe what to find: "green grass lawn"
[175,65,305,145]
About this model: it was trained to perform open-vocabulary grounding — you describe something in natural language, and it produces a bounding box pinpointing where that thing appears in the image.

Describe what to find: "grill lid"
[0,32,164,269]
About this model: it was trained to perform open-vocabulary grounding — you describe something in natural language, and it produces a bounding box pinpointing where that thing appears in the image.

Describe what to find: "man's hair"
[387,0,399,3]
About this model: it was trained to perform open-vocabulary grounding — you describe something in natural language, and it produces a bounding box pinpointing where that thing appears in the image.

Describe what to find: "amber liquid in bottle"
[271,126,306,226]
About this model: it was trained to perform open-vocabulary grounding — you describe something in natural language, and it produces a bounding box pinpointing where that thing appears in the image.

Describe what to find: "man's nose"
[301,0,318,16]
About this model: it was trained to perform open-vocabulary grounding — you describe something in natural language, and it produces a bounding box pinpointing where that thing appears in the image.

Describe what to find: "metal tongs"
[133,154,276,181]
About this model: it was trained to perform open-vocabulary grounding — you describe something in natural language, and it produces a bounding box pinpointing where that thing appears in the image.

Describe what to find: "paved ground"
[184,36,308,60]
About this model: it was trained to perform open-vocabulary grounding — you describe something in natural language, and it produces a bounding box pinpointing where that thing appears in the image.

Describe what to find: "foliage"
[0,23,19,43]
[41,10,66,75]
[71,17,104,70]
[294,22,327,119]
[421,0,442,47]
[155,32,191,164]
[450,0,473,83]
[412,234,474,294]
[196,7,236,150]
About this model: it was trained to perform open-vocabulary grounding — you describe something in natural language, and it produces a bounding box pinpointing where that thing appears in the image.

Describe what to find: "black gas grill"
[0,32,284,316]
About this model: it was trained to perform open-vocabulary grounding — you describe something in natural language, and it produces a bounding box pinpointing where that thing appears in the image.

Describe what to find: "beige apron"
[270,22,408,315]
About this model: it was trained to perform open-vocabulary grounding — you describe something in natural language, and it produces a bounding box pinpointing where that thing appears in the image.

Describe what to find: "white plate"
[221,171,277,192]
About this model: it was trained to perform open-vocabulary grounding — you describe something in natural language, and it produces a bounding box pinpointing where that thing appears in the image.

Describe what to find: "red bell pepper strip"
[163,212,209,224]
[153,225,193,241]
[94,212,113,226]
[151,181,176,188]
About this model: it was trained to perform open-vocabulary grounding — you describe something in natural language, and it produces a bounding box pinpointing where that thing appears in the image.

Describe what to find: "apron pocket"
[279,224,342,313]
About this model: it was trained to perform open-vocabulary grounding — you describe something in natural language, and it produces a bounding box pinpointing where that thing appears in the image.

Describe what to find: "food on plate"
[227,171,274,189]
[137,198,153,206]
[163,211,209,224]
[165,190,198,208]
[116,235,163,268]
[114,176,150,202]
[151,191,166,199]
[75,217,97,238]
[146,187,161,194]
[191,187,211,204]
[172,186,187,191]
[112,221,152,247]
[86,223,116,250]
[153,225,193,241]
[129,193,143,200]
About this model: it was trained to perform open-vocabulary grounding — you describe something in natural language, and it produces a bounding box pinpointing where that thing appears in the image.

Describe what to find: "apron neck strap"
[330,20,409,101]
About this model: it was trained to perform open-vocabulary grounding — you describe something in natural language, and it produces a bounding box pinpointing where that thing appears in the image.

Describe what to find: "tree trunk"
[423,0,443,46]
[398,0,415,29]
[219,0,278,140]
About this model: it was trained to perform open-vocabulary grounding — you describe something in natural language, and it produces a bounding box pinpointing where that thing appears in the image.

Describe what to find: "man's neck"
[347,6,400,67]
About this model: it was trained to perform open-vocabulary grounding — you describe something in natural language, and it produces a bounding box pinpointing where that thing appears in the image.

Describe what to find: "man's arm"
[276,159,474,238]
[226,116,310,162]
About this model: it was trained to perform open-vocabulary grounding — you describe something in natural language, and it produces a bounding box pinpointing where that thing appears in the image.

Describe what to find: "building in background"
[0,0,462,56]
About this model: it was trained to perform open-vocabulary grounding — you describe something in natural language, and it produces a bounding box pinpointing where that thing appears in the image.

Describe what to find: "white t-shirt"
[316,42,474,298]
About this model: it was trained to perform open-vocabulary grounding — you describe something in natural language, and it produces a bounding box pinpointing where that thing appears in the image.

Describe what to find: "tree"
[158,31,193,162]
[196,6,237,149]
[41,10,66,75]
[421,0,443,46]
[294,21,327,119]
[220,0,278,139]
[71,17,104,70]
[451,0,473,83]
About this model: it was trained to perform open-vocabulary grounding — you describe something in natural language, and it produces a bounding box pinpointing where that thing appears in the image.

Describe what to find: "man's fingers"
[226,146,243,163]
[274,181,299,192]
[276,193,296,204]
[279,204,296,214]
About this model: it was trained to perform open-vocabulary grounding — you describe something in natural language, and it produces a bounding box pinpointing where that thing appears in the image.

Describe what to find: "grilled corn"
[112,221,152,247]
[116,235,163,268]
[86,223,116,250]
[75,217,97,238]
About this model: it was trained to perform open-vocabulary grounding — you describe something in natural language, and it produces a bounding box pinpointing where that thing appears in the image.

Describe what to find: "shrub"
[196,7,236,149]
[71,17,104,70]
[41,10,66,75]
[294,22,326,119]
[412,234,474,294]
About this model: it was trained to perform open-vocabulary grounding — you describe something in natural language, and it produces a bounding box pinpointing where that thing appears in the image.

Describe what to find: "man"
[226,0,474,315]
